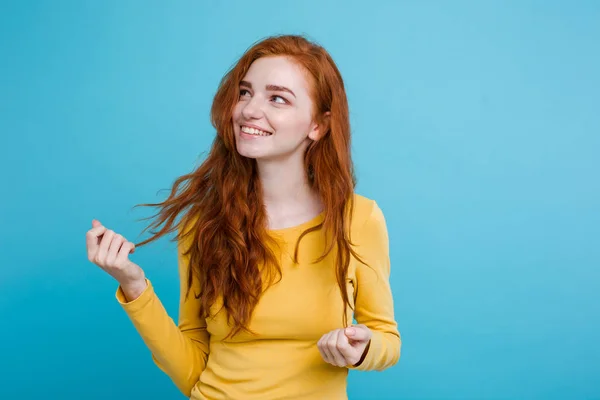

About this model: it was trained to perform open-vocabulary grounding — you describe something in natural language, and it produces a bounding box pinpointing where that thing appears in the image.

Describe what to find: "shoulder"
[177,211,201,251]
[349,193,387,238]
[348,194,390,276]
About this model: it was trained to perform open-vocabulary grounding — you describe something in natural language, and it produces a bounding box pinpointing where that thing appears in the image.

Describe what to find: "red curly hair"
[133,34,364,338]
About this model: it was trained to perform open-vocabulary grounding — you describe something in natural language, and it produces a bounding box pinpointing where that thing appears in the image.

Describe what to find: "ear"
[308,111,331,141]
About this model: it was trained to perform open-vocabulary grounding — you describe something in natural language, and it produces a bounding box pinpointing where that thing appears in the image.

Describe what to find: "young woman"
[86,34,401,399]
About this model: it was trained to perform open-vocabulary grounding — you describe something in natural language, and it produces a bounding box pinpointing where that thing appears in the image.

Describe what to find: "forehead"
[243,56,311,95]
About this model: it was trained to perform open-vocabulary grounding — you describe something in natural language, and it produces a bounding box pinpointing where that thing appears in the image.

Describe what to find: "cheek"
[270,113,312,137]
[232,104,242,123]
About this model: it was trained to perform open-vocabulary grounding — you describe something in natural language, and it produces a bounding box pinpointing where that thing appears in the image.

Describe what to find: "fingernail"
[346,327,355,336]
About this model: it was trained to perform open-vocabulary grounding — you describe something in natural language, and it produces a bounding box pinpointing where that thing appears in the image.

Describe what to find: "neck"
[256,154,320,217]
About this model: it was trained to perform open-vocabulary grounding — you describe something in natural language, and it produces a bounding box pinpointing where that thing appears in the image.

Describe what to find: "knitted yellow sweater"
[117,194,401,399]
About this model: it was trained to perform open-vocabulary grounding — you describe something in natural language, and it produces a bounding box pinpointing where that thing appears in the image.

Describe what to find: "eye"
[239,89,251,98]
[271,95,288,104]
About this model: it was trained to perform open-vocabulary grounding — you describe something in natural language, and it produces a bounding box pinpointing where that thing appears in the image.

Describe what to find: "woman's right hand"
[86,219,147,301]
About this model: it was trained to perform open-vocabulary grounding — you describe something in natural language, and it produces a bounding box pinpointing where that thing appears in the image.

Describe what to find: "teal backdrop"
[1,1,598,399]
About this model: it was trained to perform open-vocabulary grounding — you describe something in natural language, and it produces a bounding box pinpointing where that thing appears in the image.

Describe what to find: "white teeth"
[241,126,270,136]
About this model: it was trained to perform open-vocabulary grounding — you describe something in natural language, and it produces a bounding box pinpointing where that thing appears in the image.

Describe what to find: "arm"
[349,201,401,371]
[116,228,209,396]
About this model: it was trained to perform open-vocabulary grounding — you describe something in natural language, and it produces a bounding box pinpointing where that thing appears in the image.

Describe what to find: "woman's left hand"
[317,324,372,367]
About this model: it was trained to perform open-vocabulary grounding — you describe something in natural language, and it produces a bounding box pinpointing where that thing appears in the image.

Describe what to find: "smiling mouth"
[240,125,272,136]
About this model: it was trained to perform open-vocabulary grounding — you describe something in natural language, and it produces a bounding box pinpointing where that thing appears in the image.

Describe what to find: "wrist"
[120,278,147,302]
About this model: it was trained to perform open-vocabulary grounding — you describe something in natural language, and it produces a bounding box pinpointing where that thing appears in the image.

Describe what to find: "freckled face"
[232,56,321,161]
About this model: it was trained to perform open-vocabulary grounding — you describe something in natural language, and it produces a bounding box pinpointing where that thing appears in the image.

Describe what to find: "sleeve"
[348,200,401,371]
[115,228,209,396]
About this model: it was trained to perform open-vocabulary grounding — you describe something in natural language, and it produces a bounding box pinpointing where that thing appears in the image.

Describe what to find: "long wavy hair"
[132,34,364,338]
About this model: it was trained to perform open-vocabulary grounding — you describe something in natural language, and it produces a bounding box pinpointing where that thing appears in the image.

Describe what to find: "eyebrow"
[239,80,296,98]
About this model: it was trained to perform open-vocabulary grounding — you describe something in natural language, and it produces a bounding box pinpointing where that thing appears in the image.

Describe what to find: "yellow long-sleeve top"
[116,194,401,399]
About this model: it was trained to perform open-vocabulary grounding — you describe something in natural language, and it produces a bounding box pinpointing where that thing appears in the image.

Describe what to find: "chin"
[235,144,266,160]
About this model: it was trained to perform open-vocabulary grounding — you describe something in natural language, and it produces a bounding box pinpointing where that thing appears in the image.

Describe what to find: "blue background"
[1,1,598,399]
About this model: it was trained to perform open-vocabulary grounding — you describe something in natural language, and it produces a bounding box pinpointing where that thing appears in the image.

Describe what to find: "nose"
[241,95,264,120]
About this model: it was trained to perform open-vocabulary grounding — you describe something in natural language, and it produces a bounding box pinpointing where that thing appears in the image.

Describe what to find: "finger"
[86,225,108,260]
[327,331,347,367]
[345,324,372,343]
[97,230,115,264]
[116,241,134,265]
[87,225,107,240]
[319,332,334,364]
[92,219,102,228]
[317,335,328,363]
[317,333,331,364]
[336,329,355,365]
[106,233,125,265]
